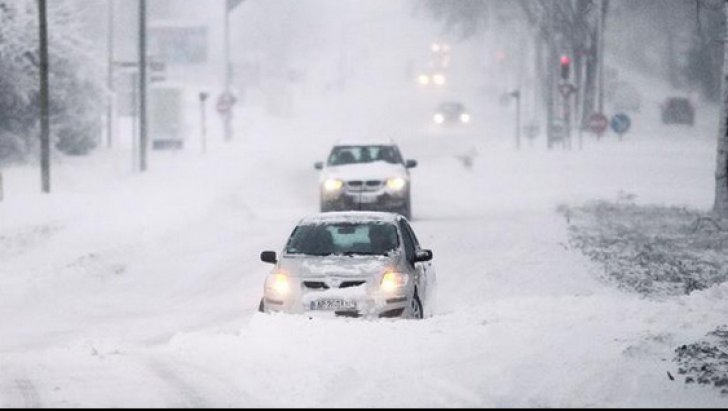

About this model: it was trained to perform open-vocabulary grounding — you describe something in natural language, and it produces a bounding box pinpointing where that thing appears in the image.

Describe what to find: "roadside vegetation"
[560,196,728,395]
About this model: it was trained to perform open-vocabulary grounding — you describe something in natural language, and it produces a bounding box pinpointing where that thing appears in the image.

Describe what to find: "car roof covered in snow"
[297,211,401,225]
[333,138,397,147]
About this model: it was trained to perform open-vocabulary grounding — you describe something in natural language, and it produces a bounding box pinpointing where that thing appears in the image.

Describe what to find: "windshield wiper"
[288,251,332,256]
[340,251,388,256]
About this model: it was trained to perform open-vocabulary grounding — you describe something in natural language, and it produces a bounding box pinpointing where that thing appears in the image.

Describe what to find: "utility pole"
[597,0,606,115]
[38,0,51,193]
[224,2,232,141]
[223,0,246,141]
[138,0,148,171]
[107,0,115,148]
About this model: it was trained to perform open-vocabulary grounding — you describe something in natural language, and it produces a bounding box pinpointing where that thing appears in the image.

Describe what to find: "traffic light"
[560,55,571,80]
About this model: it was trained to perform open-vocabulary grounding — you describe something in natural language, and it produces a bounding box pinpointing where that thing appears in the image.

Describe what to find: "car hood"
[278,253,402,279]
[321,162,407,182]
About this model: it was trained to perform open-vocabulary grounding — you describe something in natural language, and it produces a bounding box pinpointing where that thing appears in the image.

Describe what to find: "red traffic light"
[560,55,570,80]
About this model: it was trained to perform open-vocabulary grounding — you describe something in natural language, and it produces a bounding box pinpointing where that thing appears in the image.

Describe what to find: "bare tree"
[715,0,728,218]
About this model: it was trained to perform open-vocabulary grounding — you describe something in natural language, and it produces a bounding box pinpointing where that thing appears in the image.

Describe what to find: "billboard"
[149,25,208,65]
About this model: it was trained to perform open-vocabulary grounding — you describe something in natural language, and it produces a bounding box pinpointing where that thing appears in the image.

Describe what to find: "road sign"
[587,112,609,135]
[610,113,631,136]
[216,92,237,114]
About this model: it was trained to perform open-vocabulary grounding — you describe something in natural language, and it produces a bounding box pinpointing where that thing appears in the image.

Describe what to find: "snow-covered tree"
[0,0,104,163]
[715,0,728,218]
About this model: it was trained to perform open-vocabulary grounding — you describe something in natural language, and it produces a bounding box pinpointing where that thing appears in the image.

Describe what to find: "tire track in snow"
[146,361,208,408]
[144,358,259,407]
[14,378,41,408]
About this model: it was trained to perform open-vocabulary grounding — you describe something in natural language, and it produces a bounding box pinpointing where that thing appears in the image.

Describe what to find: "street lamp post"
[199,92,209,154]
[223,2,232,141]
[138,0,147,171]
[107,0,115,148]
[509,90,521,150]
[222,0,246,141]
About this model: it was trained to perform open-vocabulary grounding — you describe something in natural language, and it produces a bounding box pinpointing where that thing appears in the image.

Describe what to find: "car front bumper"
[263,281,412,319]
[322,190,408,213]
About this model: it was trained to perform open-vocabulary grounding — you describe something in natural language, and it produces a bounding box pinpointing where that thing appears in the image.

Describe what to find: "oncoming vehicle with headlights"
[314,141,417,219]
[258,212,436,319]
[432,101,470,126]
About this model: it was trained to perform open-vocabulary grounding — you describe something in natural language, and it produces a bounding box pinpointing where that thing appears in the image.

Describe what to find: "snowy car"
[258,211,436,319]
[432,101,471,126]
[314,141,417,219]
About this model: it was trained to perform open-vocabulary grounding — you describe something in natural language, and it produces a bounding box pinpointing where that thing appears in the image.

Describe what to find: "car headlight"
[265,273,291,295]
[433,73,446,86]
[417,74,430,85]
[386,177,407,191]
[433,113,445,124]
[381,271,409,292]
[460,113,470,123]
[323,178,344,192]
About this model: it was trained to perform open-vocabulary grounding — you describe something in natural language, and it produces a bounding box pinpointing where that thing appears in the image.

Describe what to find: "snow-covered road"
[1,91,727,407]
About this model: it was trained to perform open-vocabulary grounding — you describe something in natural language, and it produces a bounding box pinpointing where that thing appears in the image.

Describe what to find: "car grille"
[303,280,366,290]
[346,180,383,192]
[303,281,328,289]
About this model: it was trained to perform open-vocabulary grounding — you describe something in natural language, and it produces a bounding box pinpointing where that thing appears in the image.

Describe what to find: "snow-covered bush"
[674,326,728,394]
[561,200,728,297]
[0,0,104,162]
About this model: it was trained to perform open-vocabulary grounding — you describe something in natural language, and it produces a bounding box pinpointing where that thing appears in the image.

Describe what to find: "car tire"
[258,297,265,313]
[409,293,423,320]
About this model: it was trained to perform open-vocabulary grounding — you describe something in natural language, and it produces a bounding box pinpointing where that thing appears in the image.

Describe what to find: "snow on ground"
[0,79,727,407]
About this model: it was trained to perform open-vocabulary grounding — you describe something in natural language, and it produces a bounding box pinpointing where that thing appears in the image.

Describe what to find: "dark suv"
[314,141,417,219]
[661,97,694,125]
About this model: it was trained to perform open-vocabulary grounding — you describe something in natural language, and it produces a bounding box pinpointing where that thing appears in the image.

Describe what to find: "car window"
[401,220,421,249]
[286,222,399,256]
[327,145,403,166]
[439,102,464,113]
[397,220,416,264]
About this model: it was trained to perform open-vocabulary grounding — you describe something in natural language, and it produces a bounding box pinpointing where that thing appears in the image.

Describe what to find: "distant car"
[432,101,470,126]
[416,71,447,87]
[314,141,417,219]
[258,211,436,319]
[661,97,694,125]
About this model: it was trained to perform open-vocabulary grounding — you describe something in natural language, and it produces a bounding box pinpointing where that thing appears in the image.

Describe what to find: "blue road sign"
[610,113,631,135]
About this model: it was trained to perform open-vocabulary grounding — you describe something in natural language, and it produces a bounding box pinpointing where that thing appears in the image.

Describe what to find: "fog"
[1,0,727,407]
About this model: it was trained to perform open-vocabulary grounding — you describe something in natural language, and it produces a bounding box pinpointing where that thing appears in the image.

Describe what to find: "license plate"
[310,299,357,311]
[357,194,378,204]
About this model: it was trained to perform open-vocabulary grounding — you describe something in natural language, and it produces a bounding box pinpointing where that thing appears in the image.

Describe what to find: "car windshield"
[668,99,691,110]
[285,222,399,256]
[327,145,403,166]
[439,102,464,113]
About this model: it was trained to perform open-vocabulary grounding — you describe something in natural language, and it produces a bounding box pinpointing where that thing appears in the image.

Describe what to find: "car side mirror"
[260,251,277,264]
[314,161,323,170]
[405,159,417,169]
[414,249,433,262]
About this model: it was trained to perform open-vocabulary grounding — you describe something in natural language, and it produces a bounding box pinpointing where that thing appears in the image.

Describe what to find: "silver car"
[258,211,436,319]
[313,141,417,220]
